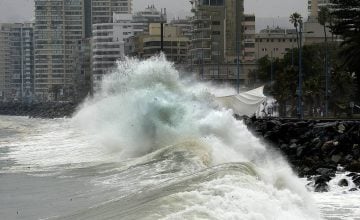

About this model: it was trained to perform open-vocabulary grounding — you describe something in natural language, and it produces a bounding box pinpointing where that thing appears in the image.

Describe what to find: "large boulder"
[338,179,349,187]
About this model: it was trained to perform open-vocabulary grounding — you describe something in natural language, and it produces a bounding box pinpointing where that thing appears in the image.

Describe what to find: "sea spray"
[71,55,321,219]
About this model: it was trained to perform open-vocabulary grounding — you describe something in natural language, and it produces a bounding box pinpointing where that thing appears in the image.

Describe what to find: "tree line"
[252,0,360,118]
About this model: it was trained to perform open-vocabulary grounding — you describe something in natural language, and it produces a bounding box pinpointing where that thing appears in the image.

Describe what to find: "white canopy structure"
[216,86,267,116]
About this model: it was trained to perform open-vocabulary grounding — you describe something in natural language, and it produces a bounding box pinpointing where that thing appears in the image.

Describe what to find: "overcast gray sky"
[0,0,308,29]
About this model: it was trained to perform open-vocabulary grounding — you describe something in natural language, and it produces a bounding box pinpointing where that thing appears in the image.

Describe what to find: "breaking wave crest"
[71,55,321,219]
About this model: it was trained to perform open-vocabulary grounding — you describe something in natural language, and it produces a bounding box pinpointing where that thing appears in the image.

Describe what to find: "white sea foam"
[2,55,359,219]
[71,55,320,219]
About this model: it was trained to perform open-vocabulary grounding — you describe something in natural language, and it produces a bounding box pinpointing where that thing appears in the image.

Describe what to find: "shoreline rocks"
[0,102,77,119]
[243,116,360,190]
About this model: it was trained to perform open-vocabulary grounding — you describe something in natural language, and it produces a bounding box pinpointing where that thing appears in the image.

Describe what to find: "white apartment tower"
[92,14,136,88]
[34,0,85,100]
[91,0,132,24]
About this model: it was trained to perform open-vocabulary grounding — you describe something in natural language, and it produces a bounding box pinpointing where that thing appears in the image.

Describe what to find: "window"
[212,21,220,25]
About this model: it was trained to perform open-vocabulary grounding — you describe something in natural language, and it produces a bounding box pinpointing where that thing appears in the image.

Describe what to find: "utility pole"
[160,22,164,52]
[325,29,329,117]
[236,0,241,94]
[270,49,274,83]
[298,20,304,119]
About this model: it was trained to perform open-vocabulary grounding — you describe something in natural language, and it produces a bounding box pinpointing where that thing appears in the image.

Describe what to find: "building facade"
[72,38,92,101]
[0,23,34,102]
[132,5,167,34]
[243,14,256,62]
[142,23,189,63]
[305,0,333,45]
[34,0,85,101]
[189,0,256,85]
[308,0,331,19]
[92,0,132,24]
[255,27,297,60]
[92,23,125,86]
[92,13,139,88]
[170,17,192,38]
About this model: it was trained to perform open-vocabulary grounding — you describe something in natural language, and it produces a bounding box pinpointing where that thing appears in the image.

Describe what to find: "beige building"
[34,0,85,101]
[255,27,297,60]
[243,14,256,62]
[130,23,190,64]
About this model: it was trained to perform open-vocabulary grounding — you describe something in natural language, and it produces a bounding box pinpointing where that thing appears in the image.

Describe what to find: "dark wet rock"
[243,117,360,176]
[289,143,297,149]
[349,188,358,192]
[316,168,336,177]
[344,154,354,162]
[331,155,342,163]
[322,141,336,152]
[353,144,360,157]
[347,162,360,173]
[353,176,360,187]
[338,179,349,187]
[296,146,306,157]
[315,183,329,192]
[280,144,288,150]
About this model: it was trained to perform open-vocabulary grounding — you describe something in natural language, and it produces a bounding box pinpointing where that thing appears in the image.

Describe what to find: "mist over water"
[69,55,321,219]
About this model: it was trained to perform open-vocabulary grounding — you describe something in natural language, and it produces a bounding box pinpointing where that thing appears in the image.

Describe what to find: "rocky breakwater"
[243,116,360,192]
[0,102,77,118]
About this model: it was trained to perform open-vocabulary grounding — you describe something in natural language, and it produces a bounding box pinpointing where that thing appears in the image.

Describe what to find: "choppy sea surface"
[1,57,359,220]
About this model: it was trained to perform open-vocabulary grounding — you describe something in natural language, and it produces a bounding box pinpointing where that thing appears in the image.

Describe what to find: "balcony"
[191,16,210,23]
[191,35,211,42]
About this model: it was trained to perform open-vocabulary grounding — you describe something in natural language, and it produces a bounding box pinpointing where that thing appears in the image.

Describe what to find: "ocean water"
[0,56,359,220]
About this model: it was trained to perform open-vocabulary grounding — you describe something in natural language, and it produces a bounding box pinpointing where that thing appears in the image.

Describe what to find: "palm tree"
[330,0,360,100]
[289,12,302,49]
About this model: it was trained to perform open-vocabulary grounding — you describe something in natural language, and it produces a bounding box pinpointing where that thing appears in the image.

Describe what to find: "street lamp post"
[270,50,274,84]
[298,20,304,119]
[325,34,329,117]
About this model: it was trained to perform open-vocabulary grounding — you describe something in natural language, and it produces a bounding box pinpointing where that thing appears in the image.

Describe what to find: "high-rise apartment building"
[92,0,132,24]
[92,13,138,89]
[0,23,34,102]
[190,0,244,65]
[189,0,256,84]
[87,0,132,37]
[34,0,85,100]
